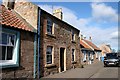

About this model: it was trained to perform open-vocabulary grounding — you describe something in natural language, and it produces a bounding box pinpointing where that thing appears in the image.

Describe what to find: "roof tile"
[84,40,101,51]
[0,5,35,32]
[80,39,101,51]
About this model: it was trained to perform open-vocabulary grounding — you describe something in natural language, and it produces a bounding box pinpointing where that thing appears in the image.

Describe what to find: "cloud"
[110,31,120,40]
[38,3,118,50]
[91,3,118,23]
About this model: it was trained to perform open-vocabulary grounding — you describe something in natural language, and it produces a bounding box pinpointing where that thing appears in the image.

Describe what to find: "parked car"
[104,53,120,67]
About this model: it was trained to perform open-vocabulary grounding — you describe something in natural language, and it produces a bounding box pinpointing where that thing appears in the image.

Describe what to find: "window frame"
[82,51,87,61]
[46,46,54,64]
[46,18,54,35]
[0,27,20,68]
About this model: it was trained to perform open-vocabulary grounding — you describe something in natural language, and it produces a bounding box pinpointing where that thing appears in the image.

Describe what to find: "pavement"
[42,61,104,78]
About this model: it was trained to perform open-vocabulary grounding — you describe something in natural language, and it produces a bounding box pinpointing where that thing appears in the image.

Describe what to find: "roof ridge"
[12,9,37,32]
[82,39,101,51]
[82,40,94,50]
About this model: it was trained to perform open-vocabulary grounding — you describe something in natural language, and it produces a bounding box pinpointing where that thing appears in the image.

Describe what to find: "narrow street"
[43,61,119,79]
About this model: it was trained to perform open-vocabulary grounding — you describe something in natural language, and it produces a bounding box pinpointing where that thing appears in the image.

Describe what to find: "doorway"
[60,48,65,72]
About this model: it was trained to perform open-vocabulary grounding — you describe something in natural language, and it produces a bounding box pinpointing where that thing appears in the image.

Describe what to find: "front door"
[60,48,65,72]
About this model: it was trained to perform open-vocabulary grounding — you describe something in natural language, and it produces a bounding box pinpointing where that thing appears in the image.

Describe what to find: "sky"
[33,2,118,51]
[0,0,119,51]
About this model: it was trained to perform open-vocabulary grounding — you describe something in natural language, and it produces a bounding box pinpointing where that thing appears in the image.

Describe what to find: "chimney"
[53,8,63,20]
[7,0,15,9]
[80,34,84,40]
[89,36,92,42]
[84,37,86,40]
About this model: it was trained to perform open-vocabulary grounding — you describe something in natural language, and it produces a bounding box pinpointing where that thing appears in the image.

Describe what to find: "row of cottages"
[1,0,81,78]
[99,44,112,61]
[80,37,101,65]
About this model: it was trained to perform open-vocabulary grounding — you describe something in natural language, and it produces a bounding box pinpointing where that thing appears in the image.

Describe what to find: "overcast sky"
[34,2,118,50]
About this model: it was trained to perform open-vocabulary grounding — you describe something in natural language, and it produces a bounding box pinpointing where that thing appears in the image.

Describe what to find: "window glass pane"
[72,55,74,61]
[47,55,52,64]
[47,46,52,53]
[72,49,74,61]
[0,46,6,60]
[46,46,52,64]
[47,25,52,34]
[6,46,13,60]
[47,19,52,25]
[2,33,8,45]
[47,52,51,55]
[8,34,15,46]
[47,19,53,34]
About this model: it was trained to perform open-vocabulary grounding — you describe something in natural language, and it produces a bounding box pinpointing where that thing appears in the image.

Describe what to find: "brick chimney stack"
[53,8,63,20]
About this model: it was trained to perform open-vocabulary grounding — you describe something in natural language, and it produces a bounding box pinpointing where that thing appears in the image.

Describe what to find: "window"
[83,51,86,61]
[0,28,20,68]
[47,19,53,35]
[72,49,75,61]
[46,46,53,64]
[72,30,75,41]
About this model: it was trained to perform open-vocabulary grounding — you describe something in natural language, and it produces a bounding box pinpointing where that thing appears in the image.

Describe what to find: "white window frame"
[46,46,54,64]
[0,27,20,68]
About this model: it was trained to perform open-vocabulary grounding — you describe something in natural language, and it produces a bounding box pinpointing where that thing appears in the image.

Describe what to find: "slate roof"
[0,5,36,32]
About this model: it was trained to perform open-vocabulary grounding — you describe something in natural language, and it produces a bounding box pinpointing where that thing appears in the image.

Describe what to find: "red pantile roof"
[80,40,91,49]
[80,39,101,51]
[0,5,35,32]
[84,40,101,51]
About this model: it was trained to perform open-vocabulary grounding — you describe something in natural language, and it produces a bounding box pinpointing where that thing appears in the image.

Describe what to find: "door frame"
[59,47,66,72]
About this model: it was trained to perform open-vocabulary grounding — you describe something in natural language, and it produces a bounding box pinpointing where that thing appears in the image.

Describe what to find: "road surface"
[42,61,119,79]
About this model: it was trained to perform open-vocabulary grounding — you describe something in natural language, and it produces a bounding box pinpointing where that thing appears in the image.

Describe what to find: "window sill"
[72,61,77,64]
[46,33,56,38]
[0,60,19,68]
[71,40,76,43]
[45,64,56,68]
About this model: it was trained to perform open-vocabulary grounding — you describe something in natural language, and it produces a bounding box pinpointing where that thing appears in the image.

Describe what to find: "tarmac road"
[42,61,119,79]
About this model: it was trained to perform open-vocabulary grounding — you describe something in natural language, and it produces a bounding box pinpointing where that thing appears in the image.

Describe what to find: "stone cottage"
[80,37,101,65]
[0,4,37,78]
[2,0,81,78]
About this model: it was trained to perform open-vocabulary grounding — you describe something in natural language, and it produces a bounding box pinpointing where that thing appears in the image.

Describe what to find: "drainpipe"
[37,7,41,79]
[34,33,37,78]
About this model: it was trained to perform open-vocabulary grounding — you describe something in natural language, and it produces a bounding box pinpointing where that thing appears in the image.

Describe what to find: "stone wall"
[1,27,35,78]
[40,11,81,77]
[14,1,38,29]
